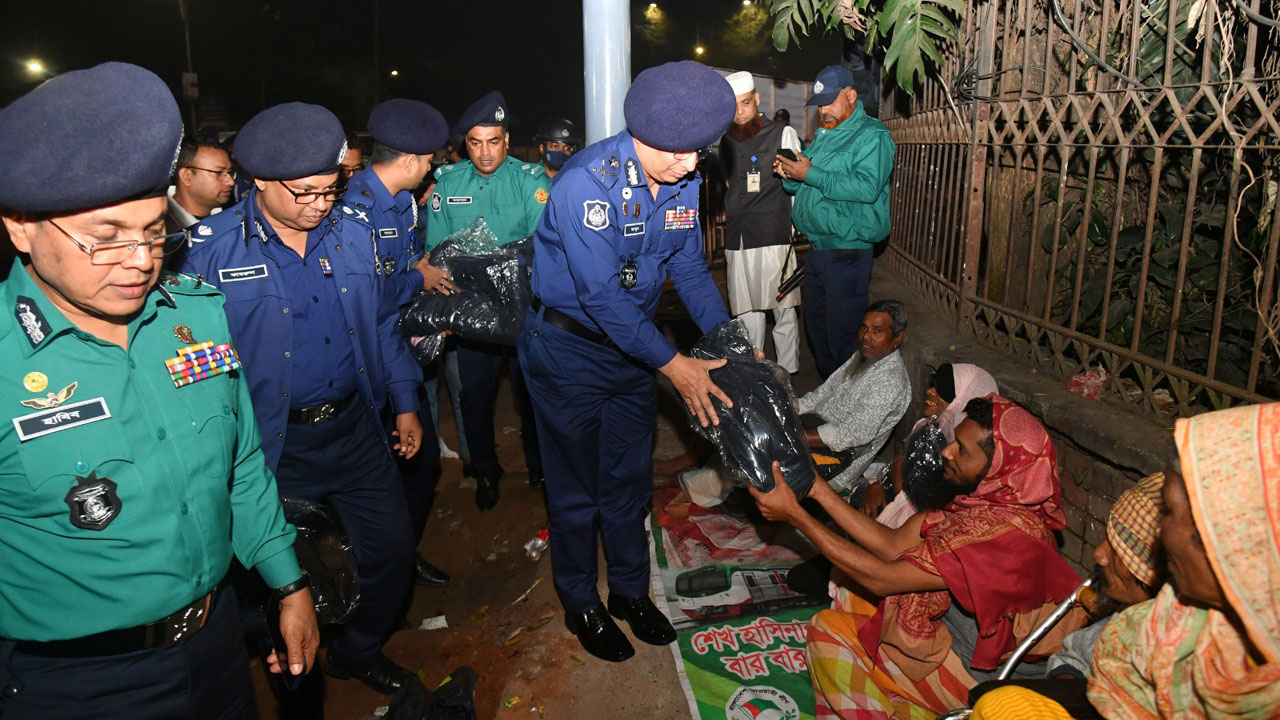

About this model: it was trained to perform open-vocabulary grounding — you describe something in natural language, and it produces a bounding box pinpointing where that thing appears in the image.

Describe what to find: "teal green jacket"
[783,102,895,251]
[0,261,301,641]
[425,156,551,250]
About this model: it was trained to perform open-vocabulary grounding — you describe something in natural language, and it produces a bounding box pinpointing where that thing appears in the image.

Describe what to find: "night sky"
[0,1,844,142]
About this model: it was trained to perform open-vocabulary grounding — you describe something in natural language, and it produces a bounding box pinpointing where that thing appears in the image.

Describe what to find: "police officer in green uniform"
[426,90,551,509]
[0,63,318,719]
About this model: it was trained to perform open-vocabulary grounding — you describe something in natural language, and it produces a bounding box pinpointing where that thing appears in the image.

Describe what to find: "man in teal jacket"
[775,65,895,378]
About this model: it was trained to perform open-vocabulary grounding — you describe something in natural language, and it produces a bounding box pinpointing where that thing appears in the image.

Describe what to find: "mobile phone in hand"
[777,149,798,162]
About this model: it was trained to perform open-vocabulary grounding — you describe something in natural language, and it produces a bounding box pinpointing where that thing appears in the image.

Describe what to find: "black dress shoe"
[475,476,500,511]
[608,594,677,646]
[322,653,420,696]
[527,465,545,490]
[565,604,634,662]
[414,555,451,587]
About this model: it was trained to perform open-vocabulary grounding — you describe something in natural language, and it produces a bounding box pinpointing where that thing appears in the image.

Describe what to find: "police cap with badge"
[806,65,856,107]
[368,98,449,155]
[0,62,183,214]
[453,90,509,136]
[233,102,347,180]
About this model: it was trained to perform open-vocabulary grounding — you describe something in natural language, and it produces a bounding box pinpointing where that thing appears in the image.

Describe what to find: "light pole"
[177,0,198,129]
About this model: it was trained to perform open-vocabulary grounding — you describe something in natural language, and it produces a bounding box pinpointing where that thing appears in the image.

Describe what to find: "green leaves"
[769,0,960,93]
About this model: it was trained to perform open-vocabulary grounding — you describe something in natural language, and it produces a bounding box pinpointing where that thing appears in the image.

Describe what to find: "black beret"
[368,99,448,155]
[624,61,735,152]
[453,91,508,136]
[233,102,346,180]
[0,62,183,214]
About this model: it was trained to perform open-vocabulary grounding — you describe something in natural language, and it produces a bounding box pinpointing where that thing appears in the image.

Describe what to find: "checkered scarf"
[1106,471,1165,587]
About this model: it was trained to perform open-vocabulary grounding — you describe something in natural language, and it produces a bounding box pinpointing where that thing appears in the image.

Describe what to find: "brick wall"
[1049,429,1142,578]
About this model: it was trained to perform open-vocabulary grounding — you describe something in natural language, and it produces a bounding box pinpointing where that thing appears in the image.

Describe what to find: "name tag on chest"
[446,197,473,205]
[218,264,269,283]
[623,222,646,237]
[377,228,399,239]
[13,397,112,442]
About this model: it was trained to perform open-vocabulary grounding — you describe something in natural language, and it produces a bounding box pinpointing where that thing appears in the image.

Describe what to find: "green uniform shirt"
[0,260,301,642]
[783,101,896,251]
[425,156,551,250]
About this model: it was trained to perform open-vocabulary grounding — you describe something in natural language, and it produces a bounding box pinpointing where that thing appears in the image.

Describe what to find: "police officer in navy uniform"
[0,63,318,718]
[534,117,583,180]
[518,61,737,662]
[426,91,551,510]
[179,103,425,695]
[342,99,454,590]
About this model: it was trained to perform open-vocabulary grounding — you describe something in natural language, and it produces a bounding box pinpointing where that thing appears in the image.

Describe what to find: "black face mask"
[543,149,571,170]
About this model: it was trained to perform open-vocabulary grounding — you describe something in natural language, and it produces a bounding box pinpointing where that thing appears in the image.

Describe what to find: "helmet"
[534,118,582,146]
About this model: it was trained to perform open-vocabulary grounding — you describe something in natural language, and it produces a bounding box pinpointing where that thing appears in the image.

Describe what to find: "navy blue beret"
[453,91,508,136]
[233,102,346,180]
[624,61,735,152]
[368,99,448,155]
[0,62,183,214]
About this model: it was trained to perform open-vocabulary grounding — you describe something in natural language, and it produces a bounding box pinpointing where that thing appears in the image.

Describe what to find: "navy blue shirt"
[342,167,423,308]
[260,227,359,406]
[530,130,729,368]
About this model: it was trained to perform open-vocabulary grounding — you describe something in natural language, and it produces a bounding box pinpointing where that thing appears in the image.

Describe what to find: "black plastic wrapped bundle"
[400,218,533,360]
[902,417,948,508]
[282,497,360,626]
[685,320,814,496]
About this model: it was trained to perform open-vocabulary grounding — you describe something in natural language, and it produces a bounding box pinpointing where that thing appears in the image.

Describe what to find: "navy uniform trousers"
[804,247,875,379]
[384,384,441,548]
[0,586,251,720]
[456,339,540,482]
[517,311,654,612]
[273,399,413,670]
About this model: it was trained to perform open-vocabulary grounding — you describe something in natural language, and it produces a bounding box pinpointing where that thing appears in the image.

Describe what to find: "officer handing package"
[518,61,736,663]
[0,63,316,718]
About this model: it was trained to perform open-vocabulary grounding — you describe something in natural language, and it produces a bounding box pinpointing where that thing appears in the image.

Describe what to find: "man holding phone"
[774,65,895,379]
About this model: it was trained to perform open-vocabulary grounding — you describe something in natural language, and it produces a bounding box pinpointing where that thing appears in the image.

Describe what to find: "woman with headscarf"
[753,395,1086,718]
[862,363,999,528]
[1086,402,1280,718]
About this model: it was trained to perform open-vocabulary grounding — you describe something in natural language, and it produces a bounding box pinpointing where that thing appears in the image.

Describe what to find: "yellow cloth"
[971,686,1074,720]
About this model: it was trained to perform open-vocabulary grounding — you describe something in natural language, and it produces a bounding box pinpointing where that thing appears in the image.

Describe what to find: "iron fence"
[881,0,1280,420]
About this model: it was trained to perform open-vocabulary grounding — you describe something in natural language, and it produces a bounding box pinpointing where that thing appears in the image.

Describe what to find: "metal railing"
[881,0,1280,420]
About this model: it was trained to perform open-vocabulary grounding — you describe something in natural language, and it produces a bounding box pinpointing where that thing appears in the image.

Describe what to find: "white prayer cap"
[725,71,756,97]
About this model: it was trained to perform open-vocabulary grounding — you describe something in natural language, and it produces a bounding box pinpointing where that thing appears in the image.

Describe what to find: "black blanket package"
[400,218,533,364]
[685,320,814,496]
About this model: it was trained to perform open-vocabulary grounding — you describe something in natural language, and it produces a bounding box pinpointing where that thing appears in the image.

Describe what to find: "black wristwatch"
[274,571,310,602]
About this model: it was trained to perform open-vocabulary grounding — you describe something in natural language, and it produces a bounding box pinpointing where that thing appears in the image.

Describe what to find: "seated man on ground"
[678,299,910,506]
[967,472,1166,719]
[862,362,999,527]
[751,394,1087,718]
[978,402,1280,719]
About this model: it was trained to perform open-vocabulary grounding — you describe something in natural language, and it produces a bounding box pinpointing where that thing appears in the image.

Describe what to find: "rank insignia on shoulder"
[166,341,243,388]
[582,200,610,231]
[197,224,213,236]
[14,296,52,348]
[159,271,182,287]
[173,324,196,344]
[65,472,122,531]
[535,188,549,204]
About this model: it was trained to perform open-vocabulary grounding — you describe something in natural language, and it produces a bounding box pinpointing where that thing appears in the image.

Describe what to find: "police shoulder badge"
[65,472,122,531]
[582,200,610,231]
[430,193,442,212]
[535,188,549,204]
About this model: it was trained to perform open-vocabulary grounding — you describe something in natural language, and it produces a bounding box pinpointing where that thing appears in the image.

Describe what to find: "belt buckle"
[159,591,213,648]
[313,402,337,424]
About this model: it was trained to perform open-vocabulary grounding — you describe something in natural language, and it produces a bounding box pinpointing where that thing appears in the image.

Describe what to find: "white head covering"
[725,71,756,97]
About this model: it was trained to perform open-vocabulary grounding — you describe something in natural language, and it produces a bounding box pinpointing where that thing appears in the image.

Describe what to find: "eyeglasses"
[340,164,363,175]
[278,181,341,205]
[673,146,714,162]
[48,219,188,265]
[183,166,235,180]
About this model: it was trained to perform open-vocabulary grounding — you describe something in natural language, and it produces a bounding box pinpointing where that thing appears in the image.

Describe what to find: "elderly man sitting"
[752,394,1086,718]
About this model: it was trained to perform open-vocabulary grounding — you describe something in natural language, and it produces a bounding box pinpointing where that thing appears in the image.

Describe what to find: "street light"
[390,69,399,77]
[695,45,705,55]
[649,2,657,7]
[25,60,44,76]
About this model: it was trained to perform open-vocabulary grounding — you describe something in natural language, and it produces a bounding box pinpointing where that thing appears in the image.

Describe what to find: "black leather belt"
[288,393,353,425]
[13,586,220,658]
[531,297,614,348]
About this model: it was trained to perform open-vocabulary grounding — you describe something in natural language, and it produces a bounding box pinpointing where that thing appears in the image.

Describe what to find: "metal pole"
[582,0,630,145]
[177,0,197,129]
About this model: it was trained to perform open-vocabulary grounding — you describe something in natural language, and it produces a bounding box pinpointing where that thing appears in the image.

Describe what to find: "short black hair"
[865,299,908,335]
[963,396,995,458]
[369,141,406,166]
[774,108,791,123]
[174,136,225,174]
